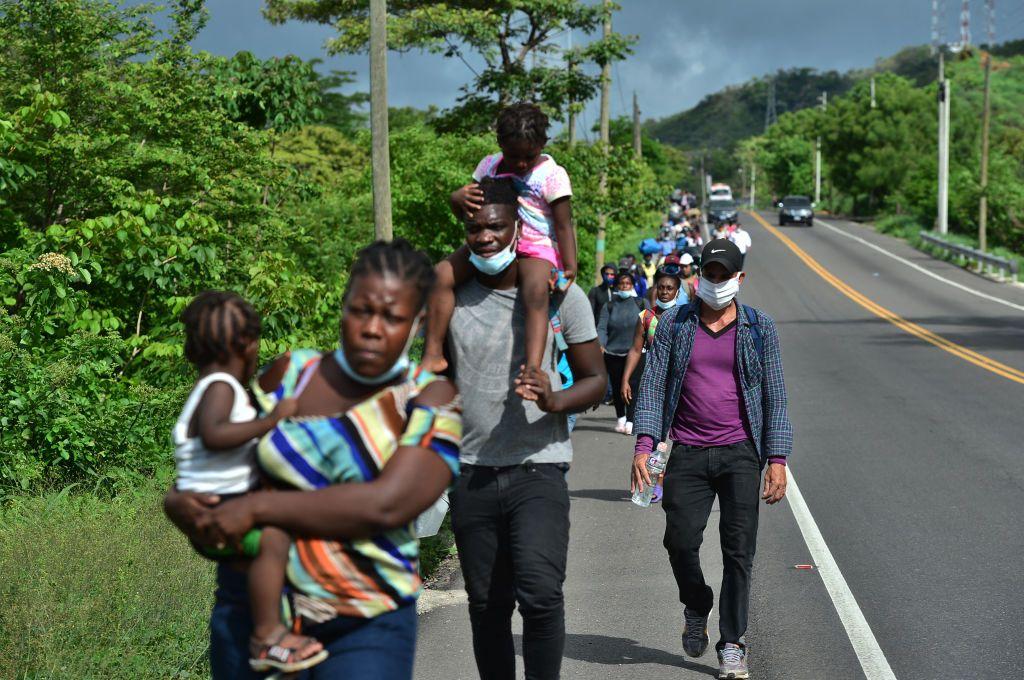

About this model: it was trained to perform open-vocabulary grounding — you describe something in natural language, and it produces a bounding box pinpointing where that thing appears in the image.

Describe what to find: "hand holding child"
[271,397,299,421]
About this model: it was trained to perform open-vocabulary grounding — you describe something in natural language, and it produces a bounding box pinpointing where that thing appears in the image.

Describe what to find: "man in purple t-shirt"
[631,238,792,679]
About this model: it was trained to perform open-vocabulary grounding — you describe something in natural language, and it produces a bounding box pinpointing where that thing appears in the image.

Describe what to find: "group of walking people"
[163,102,792,680]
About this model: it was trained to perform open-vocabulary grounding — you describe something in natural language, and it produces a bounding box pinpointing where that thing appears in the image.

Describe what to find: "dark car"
[778,195,814,226]
[707,199,738,224]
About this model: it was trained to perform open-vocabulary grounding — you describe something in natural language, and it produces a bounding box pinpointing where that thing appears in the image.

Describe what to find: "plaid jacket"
[634,298,793,462]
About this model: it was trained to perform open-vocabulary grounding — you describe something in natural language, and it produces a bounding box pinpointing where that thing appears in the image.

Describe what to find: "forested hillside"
[647,42,1024,153]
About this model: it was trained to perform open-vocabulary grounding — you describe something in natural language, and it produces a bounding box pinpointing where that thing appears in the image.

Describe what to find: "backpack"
[673,302,763,359]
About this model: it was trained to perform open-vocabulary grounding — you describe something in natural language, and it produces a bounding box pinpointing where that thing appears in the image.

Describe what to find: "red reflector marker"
[794,564,815,570]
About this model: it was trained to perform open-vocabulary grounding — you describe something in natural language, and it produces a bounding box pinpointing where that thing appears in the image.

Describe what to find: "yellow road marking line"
[747,211,1024,386]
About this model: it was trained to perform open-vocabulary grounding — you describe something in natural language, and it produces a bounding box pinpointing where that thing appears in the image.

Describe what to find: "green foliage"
[311,61,369,134]
[0,481,214,678]
[211,50,323,134]
[745,53,1024,254]
[263,0,635,131]
[647,67,853,151]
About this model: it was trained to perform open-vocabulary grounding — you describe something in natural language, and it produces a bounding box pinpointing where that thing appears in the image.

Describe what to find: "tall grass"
[0,478,458,679]
[0,481,214,679]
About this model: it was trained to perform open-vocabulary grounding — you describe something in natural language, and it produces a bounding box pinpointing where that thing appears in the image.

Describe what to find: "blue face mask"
[468,227,518,276]
[602,275,616,286]
[615,289,637,299]
[655,298,676,310]
[334,318,421,386]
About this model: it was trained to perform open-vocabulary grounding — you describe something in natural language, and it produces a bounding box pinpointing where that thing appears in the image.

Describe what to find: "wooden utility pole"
[750,164,756,209]
[593,0,611,283]
[632,91,642,159]
[369,0,393,241]
[814,91,827,204]
[937,51,950,234]
[979,52,992,253]
[567,58,577,147]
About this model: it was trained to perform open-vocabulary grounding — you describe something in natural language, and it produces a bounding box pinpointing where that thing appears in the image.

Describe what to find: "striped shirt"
[252,349,461,622]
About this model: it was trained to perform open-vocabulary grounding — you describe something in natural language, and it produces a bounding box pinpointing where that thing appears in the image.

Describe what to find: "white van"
[709,183,733,201]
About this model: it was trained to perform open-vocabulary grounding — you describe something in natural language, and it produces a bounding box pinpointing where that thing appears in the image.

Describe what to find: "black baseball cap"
[700,238,743,274]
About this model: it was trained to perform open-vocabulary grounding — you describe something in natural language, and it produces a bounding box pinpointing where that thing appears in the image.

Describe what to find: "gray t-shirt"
[448,279,597,466]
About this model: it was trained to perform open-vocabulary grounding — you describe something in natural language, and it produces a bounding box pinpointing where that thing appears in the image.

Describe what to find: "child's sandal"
[249,630,329,673]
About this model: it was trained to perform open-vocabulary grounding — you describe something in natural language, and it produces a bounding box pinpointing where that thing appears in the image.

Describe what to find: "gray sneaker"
[681,607,710,658]
[717,643,749,679]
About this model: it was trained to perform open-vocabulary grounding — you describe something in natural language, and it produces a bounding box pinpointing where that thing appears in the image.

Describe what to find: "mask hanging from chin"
[655,298,676,310]
[468,224,519,276]
[334,317,423,386]
[695,276,740,310]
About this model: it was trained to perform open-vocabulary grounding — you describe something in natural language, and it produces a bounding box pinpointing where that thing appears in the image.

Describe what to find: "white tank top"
[173,373,259,494]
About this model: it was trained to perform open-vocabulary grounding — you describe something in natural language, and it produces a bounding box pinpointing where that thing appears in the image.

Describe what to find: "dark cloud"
[179,0,1024,125]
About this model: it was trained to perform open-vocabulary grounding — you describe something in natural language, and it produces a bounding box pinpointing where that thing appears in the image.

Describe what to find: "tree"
[211,51,324,134]
[262,0,635,131]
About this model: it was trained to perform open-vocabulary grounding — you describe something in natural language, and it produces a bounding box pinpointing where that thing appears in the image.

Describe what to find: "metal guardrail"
[918,231,1019,282]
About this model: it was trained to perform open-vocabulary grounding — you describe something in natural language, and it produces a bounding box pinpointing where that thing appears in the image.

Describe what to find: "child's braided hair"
[496,102,549,147]
[181,291,261,368]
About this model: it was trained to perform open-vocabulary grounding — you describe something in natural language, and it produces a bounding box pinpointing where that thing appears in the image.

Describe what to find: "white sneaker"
[614,417,627,433]
[624,422,634,435]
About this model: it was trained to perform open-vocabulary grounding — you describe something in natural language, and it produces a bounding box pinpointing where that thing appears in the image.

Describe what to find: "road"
[415,212,1024,679]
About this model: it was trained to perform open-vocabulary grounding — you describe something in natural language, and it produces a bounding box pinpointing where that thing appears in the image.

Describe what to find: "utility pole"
[369,0,392,241]
[594,0,611,283]
[937,51,951,234]
[632,91,642,159]
[815,91,826,204]
[750,164,757,209]
[566,29,576,147]
[979,51,992,252]
[870,77,876,108]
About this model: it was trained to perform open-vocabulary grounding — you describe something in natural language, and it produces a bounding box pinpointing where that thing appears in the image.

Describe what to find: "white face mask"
[696,275,740,310]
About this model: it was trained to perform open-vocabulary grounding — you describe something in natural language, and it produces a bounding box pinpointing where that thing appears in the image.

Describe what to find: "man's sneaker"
[717,643,749,679]
[681,608,710,658]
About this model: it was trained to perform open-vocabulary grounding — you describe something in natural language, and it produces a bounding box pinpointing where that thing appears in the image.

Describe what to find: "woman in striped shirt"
[165,239,461,679]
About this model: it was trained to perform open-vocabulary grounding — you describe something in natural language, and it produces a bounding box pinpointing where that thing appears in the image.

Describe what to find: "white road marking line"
[786,471,898,680]
[816,218,1024,313]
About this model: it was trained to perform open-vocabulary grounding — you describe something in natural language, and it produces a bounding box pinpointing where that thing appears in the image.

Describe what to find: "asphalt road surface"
[415,212,1024,679]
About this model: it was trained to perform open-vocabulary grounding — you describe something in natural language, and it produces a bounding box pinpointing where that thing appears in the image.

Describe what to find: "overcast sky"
[181,0,1024,134]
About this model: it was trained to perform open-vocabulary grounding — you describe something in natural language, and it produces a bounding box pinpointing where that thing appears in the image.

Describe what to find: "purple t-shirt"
[635,320,751,456]
[670,322,750,446]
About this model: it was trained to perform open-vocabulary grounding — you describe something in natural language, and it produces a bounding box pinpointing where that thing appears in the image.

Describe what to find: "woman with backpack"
[598,270,649,434]
[620,268,682,500]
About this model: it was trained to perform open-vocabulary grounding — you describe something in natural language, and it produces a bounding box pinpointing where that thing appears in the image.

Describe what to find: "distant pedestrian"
[632,238,792,679]
[729,224,752,268]
[640,251,659,289]
[599,271,648,434]
[588,264,618,325]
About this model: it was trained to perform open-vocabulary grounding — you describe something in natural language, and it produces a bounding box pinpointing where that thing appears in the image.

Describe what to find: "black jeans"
[662,439,761,648]
[450,462,571,680]
[603,353,628,419]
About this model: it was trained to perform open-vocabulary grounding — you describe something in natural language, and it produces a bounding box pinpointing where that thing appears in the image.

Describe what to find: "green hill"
[646,42,1024,152]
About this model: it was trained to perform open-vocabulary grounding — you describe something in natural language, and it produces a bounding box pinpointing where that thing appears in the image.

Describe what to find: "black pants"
[451,463,571,680]
[662,440,761,648]
[603,353,628,419]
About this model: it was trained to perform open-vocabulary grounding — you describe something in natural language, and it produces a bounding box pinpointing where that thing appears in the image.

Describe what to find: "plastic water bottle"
[631,442,669,507]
